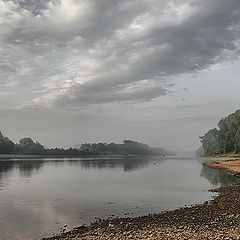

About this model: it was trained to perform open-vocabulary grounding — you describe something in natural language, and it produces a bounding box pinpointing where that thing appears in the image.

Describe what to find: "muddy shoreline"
[43,181,240,239]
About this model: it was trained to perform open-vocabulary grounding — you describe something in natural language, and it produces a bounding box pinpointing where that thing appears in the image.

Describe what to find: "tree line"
[0,132,93,155]
[79,140,174,155]
[200,109,240,156]
[0,133,174,156]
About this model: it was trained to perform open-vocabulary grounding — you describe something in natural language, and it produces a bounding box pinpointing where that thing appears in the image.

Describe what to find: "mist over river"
[0,156,239,240]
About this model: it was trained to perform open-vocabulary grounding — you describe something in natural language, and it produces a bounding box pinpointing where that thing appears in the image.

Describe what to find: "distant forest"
[200,109,240,156]
[0,133,174,156]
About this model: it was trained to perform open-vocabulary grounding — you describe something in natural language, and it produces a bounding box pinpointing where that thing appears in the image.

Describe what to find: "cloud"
[0,0,240,109]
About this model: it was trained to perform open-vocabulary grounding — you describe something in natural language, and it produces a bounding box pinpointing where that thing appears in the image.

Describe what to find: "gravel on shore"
[43,183,240,240]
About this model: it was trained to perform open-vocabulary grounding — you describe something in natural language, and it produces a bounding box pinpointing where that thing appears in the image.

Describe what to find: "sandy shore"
[43,182,240,240]
[203,159,240,175]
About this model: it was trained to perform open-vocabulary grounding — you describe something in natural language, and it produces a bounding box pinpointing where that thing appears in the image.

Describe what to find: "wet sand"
[43,182,240,239]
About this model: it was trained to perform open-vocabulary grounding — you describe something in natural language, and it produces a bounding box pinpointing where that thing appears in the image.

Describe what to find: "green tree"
[200,128,222,156]
[19,137,45,154]
[0,131,15,154]
[200,109,240,155]
[235,129,240,153]
[19,137,34,148]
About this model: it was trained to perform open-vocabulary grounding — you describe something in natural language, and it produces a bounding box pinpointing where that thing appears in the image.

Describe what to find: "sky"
[0,0,240,152]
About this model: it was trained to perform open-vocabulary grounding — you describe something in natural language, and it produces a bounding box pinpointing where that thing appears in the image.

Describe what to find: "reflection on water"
[68,156,162,172]
[0,156,160,182]
[0,156,239,240]
[200,165,240,186]
[0,160,44,180]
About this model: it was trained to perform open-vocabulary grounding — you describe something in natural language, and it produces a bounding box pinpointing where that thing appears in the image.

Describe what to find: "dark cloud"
[57,85,170,109]
[8,0,53,14]
[0,0,240,109]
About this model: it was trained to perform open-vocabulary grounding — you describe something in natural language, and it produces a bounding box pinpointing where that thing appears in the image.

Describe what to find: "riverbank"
[203,159,240,175]
[43,182,240,239]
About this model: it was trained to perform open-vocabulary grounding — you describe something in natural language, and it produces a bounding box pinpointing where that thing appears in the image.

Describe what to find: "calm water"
[0,156,239,240]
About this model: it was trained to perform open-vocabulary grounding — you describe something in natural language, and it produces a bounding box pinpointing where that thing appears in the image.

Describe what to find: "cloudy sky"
[0,0,240,152]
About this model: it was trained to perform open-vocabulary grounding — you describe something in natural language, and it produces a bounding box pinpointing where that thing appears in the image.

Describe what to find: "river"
[0,155,239,240]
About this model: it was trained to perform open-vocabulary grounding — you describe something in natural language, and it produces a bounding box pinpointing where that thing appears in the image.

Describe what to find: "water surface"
[0,156,239,240]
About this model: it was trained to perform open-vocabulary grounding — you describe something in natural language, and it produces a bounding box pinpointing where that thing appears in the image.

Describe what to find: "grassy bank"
[43,183,240,240]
